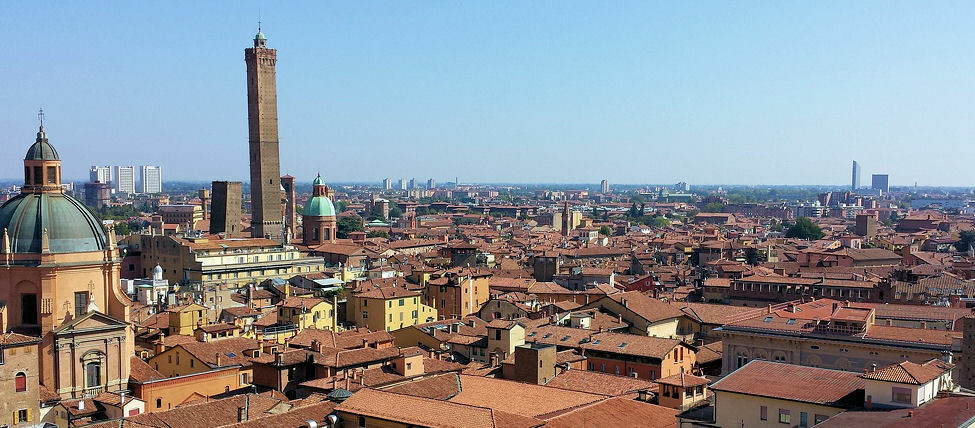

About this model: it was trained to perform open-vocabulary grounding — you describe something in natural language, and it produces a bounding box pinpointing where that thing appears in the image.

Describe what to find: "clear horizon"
[2,2,973,186]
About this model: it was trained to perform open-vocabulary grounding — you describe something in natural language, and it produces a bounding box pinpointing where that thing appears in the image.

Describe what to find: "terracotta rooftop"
[336,388,541,428]
[543,396,678,428]
[447,375,604,418]
[710,360,863,407]
[545,369,656,396]
[861,359,953,385]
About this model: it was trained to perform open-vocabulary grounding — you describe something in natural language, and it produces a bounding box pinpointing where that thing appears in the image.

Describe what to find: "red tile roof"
[861,359,953,385]
[710,360,862,406]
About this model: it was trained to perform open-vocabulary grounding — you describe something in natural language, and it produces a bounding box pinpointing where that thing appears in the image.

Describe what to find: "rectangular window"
[779,409,790,424]
[800,411,808,428]
[814,414,828,424]
[75,292,89,318]
[33,166,42,186]
[399,299,405,306]
[892,387,912,403]
[18,409,28,423]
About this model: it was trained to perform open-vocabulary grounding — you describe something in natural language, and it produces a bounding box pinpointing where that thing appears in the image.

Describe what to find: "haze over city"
[2,1,974,185]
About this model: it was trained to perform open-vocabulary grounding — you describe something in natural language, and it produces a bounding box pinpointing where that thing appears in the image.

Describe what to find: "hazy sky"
[2,2,973,186]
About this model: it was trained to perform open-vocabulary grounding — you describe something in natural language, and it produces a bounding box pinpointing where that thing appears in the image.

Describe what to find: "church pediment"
[55,310,127,335]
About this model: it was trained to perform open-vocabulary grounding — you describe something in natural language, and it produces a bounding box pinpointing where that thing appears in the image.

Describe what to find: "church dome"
[0,193,107,254]
[25,127,59,160]
[304,194,336,217]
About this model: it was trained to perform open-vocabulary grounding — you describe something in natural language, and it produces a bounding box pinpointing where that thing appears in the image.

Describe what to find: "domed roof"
[0,193,107,254]
[304,194,336,217]
[313,175,325,186]
[255,31,266,41]
[326,388,352,403]
[25,127,59,160]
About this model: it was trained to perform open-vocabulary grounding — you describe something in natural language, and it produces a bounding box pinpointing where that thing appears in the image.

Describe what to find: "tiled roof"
[289,327,394,349]
[0,331,41,345]
[545,369,656,396]
[129,356,166,382]
[542,396,678,428]
[710,360,863,406]
[861,359,953,385]
[336,388,540,428]
[602,291,684,323]
[655,373,709,388]
[447,375,604,418]
[383,373,462,400]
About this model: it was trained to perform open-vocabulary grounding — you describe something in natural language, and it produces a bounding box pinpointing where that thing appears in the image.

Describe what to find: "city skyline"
[2,2,974,186]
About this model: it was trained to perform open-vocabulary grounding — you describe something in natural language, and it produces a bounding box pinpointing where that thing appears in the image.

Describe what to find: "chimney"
[237,407,246,422]
[216,353,222,366]
[359,368,365,386]
[78,400,85,411]
[767,304,773,314]
[345,373,351,390]
[871,363,877,372]
[274,352,283,365]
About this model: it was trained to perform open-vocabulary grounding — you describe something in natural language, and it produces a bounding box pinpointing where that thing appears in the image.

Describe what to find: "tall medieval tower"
[245,28,284,240]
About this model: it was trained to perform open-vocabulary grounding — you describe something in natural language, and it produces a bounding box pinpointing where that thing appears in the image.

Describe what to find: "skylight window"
[560,336,570,342]
[787,319,796,325]
[542,333,552,339]
[763,316,773,323]
[527,332,536,337]
[225,352,237,358]
[618,342,627,348]
[592,340,601,345]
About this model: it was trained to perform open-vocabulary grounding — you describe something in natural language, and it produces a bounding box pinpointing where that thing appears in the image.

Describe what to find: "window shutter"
[27,408,32,422]
[15,374,26,392]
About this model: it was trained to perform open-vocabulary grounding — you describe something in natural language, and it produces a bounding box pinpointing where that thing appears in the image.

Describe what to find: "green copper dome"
[304,194,336,217]
[0,193,107,254]
[256,31,266,41]
[313,175,325,186]
[25,127,59,160]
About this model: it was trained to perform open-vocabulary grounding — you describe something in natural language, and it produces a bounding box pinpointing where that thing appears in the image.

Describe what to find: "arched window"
[15,372,26,392]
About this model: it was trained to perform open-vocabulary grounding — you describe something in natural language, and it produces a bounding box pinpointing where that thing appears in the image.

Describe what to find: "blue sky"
[1,2,973,186]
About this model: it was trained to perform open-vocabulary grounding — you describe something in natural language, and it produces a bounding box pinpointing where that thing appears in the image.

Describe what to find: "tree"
[954,230,975,252]
[702,202,725,213]
[334,200,349,214]
[366,230,389,239]
[388,205,403,218]
[112,222,131,236]
[650,217,671,228]
[628,202,640,218]
[745,247,760,265]
[336,216,364,239]
[599,225,612,236]
[785,217,825,240]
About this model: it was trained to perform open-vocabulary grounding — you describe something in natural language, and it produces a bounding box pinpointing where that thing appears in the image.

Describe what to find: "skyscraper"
[600,179,609,194]
[90,165,112,184]
[398,179,406,190]
[383,178,391,190]
[139,165,162,194]
[245,28,283,240]
[427,178,436,189]
[872,174,889,194]
[408,178,417,190]
[851,161,861,190]
[115,165,135,195]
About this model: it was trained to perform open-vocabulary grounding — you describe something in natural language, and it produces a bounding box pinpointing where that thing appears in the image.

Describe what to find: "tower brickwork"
[245,29,283,240]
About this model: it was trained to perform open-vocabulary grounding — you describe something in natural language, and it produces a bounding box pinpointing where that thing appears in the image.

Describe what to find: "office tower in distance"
[408,178,416,190]
[90,165,111,184]
[84,181,111,208]
[852,160,861,190]
[872,174,889,194]
[427,178,436,189]
[398,178,406,190]
[115,165,136,194]
[210,181,242,237]
[139,165,162,194]
[383,178,391,190]
[600,179,609,194]
[245,28,283,240]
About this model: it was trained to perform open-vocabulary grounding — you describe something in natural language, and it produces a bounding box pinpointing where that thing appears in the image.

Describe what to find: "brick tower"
[245,28,283,240]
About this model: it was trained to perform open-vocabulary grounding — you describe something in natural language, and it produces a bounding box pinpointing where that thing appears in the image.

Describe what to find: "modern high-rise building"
[852,161,861,190]
[398,179,406,190]
[90,165,111,184]
[383,178,391,190]
[139,165,162,194]
[872,174,889,194]
[115,165,136,195]
[427,178,436,189]
[600,179,610,194]
[210,181,242,237]
[245,28,283,240]
[408,178,417,190]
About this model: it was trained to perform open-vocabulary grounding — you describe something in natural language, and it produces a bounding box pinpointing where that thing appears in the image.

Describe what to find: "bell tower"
[245,27,283,240]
